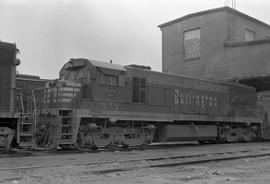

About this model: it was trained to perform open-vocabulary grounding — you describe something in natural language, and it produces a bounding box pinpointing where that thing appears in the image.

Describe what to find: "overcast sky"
[1,0,270,79]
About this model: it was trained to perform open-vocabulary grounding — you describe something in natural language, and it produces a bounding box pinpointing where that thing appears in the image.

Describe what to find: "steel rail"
[0,147,270,172]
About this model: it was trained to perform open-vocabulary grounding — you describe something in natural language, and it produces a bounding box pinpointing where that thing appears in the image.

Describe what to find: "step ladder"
[17,113,36,148]
[17,90,37,148]
[59,110,73,145]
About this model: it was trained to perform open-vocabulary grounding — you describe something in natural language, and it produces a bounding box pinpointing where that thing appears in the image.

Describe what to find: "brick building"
[159,6,270,81]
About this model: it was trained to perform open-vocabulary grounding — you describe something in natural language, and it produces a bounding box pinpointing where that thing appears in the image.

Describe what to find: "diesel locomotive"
[0,40,266,149]
[29,58,262,149]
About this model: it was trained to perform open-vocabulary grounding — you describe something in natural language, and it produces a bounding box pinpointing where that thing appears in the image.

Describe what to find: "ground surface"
[1,142,270,184]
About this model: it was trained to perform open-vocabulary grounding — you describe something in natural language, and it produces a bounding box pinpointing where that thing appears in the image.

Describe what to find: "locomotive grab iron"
[0,41,266,149]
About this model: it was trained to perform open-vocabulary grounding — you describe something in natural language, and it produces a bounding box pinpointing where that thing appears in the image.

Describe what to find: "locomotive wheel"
[0,127,15,149]
[225,132,238,143]
[92,134,113,148]
[219,127,239,143]
[92,128,113,148]
[241,133,251,142]
[122,134,145,147]
[240,128,251,142]
[121,128,148,147]
[0,135,11,148]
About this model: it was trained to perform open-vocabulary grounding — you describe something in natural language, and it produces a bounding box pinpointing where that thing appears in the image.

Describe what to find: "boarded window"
[132,77,146,103]
[245,29,256,41]
[184,28,200,60]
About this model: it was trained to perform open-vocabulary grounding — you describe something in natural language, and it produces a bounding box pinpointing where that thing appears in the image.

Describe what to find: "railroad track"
[0,141,268,161]
[1,140,267,157]
[92,147,270,175]
[1,146,270,173]
[0,141,200,158]
[1,142,270,183]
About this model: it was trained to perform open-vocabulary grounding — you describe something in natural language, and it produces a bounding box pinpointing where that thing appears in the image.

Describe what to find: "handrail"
[27,79,92,110]
[19,91,24,114]
[72,77,89,97]
[72,77,93,97]
[31,90,37,132]
[231,96,238,105]
[72,78,81,97]
[14,88,25,114]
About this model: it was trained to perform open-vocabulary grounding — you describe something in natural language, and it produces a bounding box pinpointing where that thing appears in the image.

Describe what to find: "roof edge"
[158,6,270,29]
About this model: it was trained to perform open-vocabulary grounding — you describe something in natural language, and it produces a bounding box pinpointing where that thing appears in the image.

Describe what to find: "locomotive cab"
[61,59,126,102]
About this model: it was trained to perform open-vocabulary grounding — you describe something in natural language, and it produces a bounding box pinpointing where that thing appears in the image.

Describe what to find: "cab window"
[132,77,146,103]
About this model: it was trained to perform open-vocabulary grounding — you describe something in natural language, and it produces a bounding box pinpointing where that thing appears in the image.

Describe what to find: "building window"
[245,29,256,41]
[132,77,146,103]
[184,28,201,60]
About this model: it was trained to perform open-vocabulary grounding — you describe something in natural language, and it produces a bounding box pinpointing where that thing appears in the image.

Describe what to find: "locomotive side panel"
[228,84,258,118]
[158,124,217,142]
[0,41,19,148]
[16,75,47,90]
[148,86,167,106]
[174,88,224,115]
[258,91,270,139]
[0,42,17,114]
[145,69,229,117]
[78,64,258,123]
[91,83,131,103]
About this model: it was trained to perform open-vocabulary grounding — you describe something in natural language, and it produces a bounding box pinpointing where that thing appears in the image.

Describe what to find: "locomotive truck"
[0,40,266,149]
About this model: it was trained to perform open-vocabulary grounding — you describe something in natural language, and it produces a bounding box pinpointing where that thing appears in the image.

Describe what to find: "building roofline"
[158,6,270,29]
